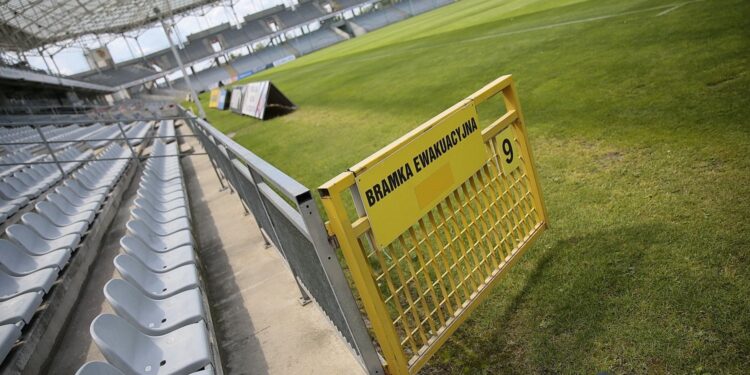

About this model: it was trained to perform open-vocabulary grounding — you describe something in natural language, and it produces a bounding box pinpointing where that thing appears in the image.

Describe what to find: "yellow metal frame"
[320,75,549,374]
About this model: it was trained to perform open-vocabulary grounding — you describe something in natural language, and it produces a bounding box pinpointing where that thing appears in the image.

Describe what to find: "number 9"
[502,138,513,164]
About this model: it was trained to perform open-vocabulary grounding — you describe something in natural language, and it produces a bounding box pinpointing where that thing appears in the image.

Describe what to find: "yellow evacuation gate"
[320,75,549,375]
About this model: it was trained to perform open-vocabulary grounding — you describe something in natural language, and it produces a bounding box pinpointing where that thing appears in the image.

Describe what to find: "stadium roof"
[0,0,223,51]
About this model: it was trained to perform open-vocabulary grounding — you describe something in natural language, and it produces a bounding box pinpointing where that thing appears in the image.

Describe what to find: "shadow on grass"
[422,223,675,374]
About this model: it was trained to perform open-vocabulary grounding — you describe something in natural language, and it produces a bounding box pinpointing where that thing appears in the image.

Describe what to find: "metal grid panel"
[364,127,542,363]
[320,75,549,375]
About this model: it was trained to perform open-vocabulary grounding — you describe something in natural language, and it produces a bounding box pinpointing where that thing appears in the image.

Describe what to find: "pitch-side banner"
[240,81,270,119]
[229,87,244,113]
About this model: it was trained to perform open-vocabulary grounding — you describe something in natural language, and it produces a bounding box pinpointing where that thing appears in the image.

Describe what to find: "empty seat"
[0,239,70,275]
[114,254,199,299]
[120,236,195,272]
[104,279,204,335]
[49,190,102,212]
[90,314,211,375]
[0,267,57,301]
[75,361,125,375]
[0,322,23,363]
[134,195,187,213]
[47,193,99,215]
[55,185,105,206]
[0,291,43,325]
[126,220,193,252]
[6,224,80,255]
[132,202,188,222]
[36,201,95,226]
[21,212,88,239]
[127,211,190,236]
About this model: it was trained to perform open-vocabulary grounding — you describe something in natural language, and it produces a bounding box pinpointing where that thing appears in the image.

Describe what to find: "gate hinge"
[328,234,340,249]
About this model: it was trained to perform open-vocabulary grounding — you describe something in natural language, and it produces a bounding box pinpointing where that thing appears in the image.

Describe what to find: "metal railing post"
[116,121,141,169]
[35,125,65,177]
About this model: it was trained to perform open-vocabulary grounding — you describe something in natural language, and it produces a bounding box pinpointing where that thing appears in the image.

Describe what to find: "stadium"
[0,0,748,374]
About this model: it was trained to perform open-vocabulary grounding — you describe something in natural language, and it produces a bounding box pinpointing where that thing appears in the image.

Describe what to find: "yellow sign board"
[355,102,488,248]
[208,88,220,108]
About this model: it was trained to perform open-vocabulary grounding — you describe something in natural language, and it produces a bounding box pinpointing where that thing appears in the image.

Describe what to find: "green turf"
[186,0,750,372]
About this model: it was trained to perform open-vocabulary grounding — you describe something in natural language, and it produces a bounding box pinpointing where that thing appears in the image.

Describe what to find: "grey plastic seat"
[75,361,125,375]
[0,239,70,275]
[0,291,43,325]
[56,185,105,205]
[36,201,94,226]
[52,189,103,210]
[2,177,41,198]
[0,322,23,363]
[114,254,198,299]
[130,207,189,226]
[48,194,98,216]
[132,202,189,222]
[1,197,26,221]
[0,267,57,301]
[0,182,29,201]
[21,212,88,239]
[90,314,211,375]
[137,189,185,205]
[138,178,183,193]
[128,211,190,236]
[120,236,195,272]
[135,195,186,213]
[104,279,204,335]
[126,220,192,252]
[142,169,181,183]
[65,179,109,195]
[6,224,80,255]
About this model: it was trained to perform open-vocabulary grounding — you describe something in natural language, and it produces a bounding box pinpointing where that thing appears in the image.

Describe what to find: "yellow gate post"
[320,75,549,374]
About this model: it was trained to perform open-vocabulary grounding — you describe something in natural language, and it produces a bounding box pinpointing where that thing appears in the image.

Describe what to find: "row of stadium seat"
[0,150,46,179]
[124,121,153,146]
[0,143,133,363]
[78,140,216,375]
[85,123,133,149]
[157,120,176,144]
[0,147,93,223]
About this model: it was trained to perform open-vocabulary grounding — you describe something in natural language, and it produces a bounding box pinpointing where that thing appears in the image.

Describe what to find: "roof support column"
[160,17,206,118]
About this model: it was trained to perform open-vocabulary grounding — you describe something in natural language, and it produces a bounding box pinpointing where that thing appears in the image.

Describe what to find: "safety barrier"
[181,109,385,374]
[319,75,549,374]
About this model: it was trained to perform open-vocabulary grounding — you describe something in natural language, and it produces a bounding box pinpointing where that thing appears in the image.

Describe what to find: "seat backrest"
[113,254,158,288]
[126,220,157,242]
[36,201,83,227]
[90,314,158,373]
[104,279,154,325]
[0,239,34,272]
[6,224,43,252]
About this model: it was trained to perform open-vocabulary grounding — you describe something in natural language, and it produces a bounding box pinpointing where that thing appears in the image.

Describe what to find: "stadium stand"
[78,64,161,88]
[1,147,92,224]
[67,0,450,94]
[124,121,153,146]
[276,1,326,28]
[0,138,136,371]
[287,27,348,55]
[77,139,219,374]
[350,6,410,32]
[394,0,454,15]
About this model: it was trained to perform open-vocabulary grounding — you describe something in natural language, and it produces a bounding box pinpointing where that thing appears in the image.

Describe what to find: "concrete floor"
[47,131,365,374]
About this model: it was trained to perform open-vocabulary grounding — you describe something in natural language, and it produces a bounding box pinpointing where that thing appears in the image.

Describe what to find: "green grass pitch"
[187,0,749,372]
